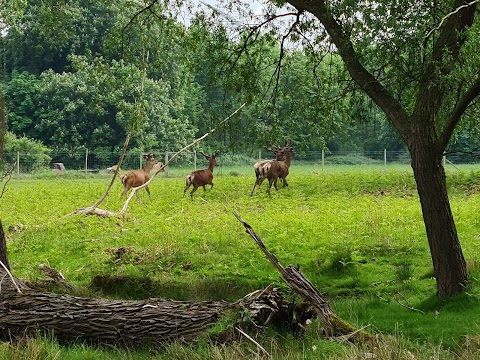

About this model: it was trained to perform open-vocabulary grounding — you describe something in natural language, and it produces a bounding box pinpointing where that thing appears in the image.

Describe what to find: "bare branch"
[425,0,479,39]
[265,11,303,109]
[119,103,246,214]
[235,327,272,358]
[0,261,21,294]
[0,163,14,199]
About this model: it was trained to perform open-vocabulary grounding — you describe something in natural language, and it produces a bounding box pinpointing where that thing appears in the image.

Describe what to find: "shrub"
[3,132,51,171]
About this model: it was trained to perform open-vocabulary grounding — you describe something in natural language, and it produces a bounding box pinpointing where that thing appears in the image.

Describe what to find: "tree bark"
[0,220,10,271]
[410,144,468,297]
[0,93,5,160]
[0,291,229,346]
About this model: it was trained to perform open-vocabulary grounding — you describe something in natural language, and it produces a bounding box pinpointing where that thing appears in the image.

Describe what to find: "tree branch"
[425,0,479,39]
[440,74,480,150]
[119,103,246,214]
[286,0,411,143]
[233,212,375,343]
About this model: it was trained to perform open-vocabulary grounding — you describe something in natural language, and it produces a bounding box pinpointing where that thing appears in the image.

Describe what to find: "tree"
[186,0,479,296]
[262,0,478,297]
[2,0,117,75]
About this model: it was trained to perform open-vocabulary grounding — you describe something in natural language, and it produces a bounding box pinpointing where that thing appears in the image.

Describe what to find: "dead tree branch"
[425,0,479,39]
[67,133,132,217]
[119,103,246,214]
[233,211,376,343]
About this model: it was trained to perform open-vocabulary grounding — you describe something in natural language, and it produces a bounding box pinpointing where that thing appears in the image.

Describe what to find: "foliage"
[4,57,196,153]
[3,131,51,171]
[4,0,476,156]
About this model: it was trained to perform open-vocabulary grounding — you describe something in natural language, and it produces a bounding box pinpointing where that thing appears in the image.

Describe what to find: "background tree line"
[0,0,415,160]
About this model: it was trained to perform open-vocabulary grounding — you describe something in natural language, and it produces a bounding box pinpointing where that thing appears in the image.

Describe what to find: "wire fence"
[3,149,480,175]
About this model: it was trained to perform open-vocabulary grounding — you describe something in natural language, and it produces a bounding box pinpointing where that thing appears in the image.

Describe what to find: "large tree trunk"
[410,143,468,297]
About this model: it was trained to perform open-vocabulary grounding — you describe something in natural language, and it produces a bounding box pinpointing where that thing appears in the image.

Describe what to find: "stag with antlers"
[251,140,294,195]
[250,145,286,196]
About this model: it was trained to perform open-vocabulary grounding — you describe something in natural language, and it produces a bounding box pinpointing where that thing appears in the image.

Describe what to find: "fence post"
[17,151,20,174]
[194,151,197,170]
[258,150,261,161]
[139,152,143,169]
[85,148,88,173]
[321,149,324,172]
[384,149,387,167]
[164,152,169,173]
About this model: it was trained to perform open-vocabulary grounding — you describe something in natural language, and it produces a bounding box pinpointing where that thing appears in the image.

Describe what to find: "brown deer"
[120,153,158,198]
[184,151,219,200]
[106,164,120,173]
[250,145,286,196]
[264,140,294,194]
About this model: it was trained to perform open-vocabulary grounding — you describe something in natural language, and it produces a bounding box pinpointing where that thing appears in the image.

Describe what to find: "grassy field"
[1,164,480,359]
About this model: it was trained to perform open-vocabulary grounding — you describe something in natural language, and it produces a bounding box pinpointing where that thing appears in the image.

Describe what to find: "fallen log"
[0,291,229,346]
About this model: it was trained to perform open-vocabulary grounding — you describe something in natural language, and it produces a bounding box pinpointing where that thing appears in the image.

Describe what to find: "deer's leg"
[145,185,151,196]
[250,177,260,196]
[183,179,191,197]
[282,178,288,188]
[203,185,206,191]
[267,179,274,194]
[190,186,198,201]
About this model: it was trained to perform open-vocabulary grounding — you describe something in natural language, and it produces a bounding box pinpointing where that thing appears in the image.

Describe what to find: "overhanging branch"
[440,74,480,150]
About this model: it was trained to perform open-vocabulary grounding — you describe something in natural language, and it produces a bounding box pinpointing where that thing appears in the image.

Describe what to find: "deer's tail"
[120,174,128,185]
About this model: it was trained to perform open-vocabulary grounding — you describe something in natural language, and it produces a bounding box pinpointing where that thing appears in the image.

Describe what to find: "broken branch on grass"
[233,211,376,343]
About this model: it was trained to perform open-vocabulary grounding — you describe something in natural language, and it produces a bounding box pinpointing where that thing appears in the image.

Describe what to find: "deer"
[184,151,219,201]
[264,140,294,194]
[120,153,159,198]
[250,145,286,196]
[106,164,120,173]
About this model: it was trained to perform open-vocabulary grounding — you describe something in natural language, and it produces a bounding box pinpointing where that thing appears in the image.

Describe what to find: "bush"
[3,132,51,171]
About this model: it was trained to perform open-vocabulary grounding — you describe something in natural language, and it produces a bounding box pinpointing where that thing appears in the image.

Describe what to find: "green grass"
[1,165,480,358]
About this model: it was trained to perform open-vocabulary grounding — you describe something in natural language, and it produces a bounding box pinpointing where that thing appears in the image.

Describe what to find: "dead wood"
[0,291,230,346]
[119,103,245,214]
[234,212,376,344]
[0,224,314,347]
[0,283,314,347]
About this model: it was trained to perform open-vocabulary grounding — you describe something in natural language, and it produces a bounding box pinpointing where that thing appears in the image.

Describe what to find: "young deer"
[264,140,294,194]
[250,145,286,196]
[120,153,158,198]
[184,151,219,201]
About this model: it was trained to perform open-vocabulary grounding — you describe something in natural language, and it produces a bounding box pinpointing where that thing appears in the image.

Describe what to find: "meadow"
[1,163,480,359]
